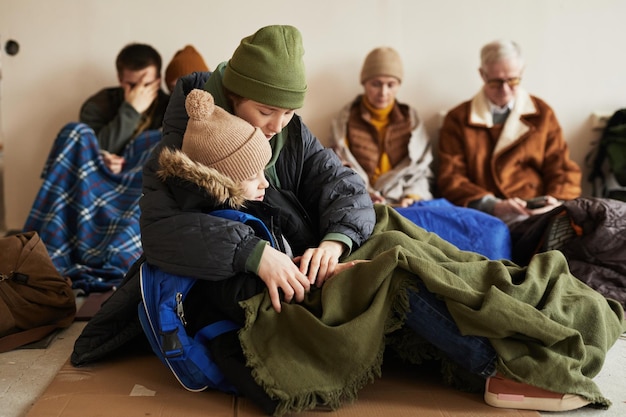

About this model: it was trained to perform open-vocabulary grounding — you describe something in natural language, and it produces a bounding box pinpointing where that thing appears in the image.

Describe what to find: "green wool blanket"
[239,205,625,416]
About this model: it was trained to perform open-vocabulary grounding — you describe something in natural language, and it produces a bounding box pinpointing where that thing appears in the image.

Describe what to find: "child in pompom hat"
[154,88,370,415]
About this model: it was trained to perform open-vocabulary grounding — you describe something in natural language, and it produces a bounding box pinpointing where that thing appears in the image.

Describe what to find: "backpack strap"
[0,323,60,353]
[195,320,240,343]
[190,320,241,387]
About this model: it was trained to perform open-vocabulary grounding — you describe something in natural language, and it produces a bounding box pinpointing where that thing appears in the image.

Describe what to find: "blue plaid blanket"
[23,123,161,293]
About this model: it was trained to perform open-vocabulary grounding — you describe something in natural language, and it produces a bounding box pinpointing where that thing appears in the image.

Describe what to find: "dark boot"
[208,330,279,415]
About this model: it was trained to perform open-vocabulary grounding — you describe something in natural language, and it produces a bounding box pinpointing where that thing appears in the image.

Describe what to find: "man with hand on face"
[79,43,170,174]
[437,39,581,225]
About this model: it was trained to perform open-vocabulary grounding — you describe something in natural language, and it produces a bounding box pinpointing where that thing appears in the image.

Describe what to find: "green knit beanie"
[223,25,307,109]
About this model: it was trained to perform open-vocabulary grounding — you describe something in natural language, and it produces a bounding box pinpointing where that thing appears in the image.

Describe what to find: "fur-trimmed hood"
[157,147,247,210]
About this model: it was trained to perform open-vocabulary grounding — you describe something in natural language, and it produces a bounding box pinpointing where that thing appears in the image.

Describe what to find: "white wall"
[1,0,625,230]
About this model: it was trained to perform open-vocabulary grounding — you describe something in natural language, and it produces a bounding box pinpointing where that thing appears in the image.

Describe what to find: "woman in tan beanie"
[329,47,434,207]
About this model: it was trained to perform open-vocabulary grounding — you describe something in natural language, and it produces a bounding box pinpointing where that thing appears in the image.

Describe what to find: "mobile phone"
[526,196,549,209]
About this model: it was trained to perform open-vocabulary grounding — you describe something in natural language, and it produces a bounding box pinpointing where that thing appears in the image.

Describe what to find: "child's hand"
[294,241,346,288]
[257,246,310,313]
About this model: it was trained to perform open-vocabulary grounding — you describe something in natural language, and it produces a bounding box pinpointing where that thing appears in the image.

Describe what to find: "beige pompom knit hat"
[182,89,271,182]
[360,47,404,84]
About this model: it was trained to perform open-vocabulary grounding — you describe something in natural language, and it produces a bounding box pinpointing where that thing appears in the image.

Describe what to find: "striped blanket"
[23,123,161,293]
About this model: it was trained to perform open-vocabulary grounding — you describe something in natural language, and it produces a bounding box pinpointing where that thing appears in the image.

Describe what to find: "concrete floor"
[0,303,624,417]
[0,321,87,417]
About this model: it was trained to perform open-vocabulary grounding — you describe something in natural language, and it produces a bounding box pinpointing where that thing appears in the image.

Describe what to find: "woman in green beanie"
[138,25,375,412]
[141,24,374,315]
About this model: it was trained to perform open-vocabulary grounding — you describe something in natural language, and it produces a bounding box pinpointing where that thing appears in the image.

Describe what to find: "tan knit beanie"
[360,47,404,84]
[182,89,271,182]
[165,45,210,91]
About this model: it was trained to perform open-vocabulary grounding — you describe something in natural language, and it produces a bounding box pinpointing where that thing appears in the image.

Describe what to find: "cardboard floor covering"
[26,352,539,417]
[74,290,115,321]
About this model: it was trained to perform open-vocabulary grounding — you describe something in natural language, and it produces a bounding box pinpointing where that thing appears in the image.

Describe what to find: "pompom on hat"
[360,47,404,84]
[182,89,271,183]
[165,45,209,92]
[223,25,307,109]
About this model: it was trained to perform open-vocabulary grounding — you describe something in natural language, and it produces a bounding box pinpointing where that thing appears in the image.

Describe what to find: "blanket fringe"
[240,276,421,416]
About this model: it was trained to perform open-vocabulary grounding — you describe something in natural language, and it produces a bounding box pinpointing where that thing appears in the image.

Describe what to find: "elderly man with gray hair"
[437,39,581,226]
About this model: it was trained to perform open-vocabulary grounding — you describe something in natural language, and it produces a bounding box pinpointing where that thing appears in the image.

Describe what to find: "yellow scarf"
[362,97,394,182]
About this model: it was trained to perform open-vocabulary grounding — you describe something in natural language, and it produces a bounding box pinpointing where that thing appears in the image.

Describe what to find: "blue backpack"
[137,209,276,393]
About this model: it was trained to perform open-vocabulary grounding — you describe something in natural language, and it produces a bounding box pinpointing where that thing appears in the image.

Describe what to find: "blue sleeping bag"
[395,198,511,260]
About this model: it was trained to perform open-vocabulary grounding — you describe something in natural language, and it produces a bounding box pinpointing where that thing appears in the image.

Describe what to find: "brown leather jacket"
[438,89,581,206]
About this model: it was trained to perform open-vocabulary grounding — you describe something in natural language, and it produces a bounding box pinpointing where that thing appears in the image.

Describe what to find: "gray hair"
[480,40,524,70]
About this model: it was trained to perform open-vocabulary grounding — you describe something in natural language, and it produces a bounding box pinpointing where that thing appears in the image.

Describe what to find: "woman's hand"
[396,197,415,208]
[370,191,386,204]
[257,245,310,313]
[293,240,346,288]
[332,259,371,275]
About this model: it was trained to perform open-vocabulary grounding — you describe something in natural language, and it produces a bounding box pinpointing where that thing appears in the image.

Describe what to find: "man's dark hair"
[116,43,162,75]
